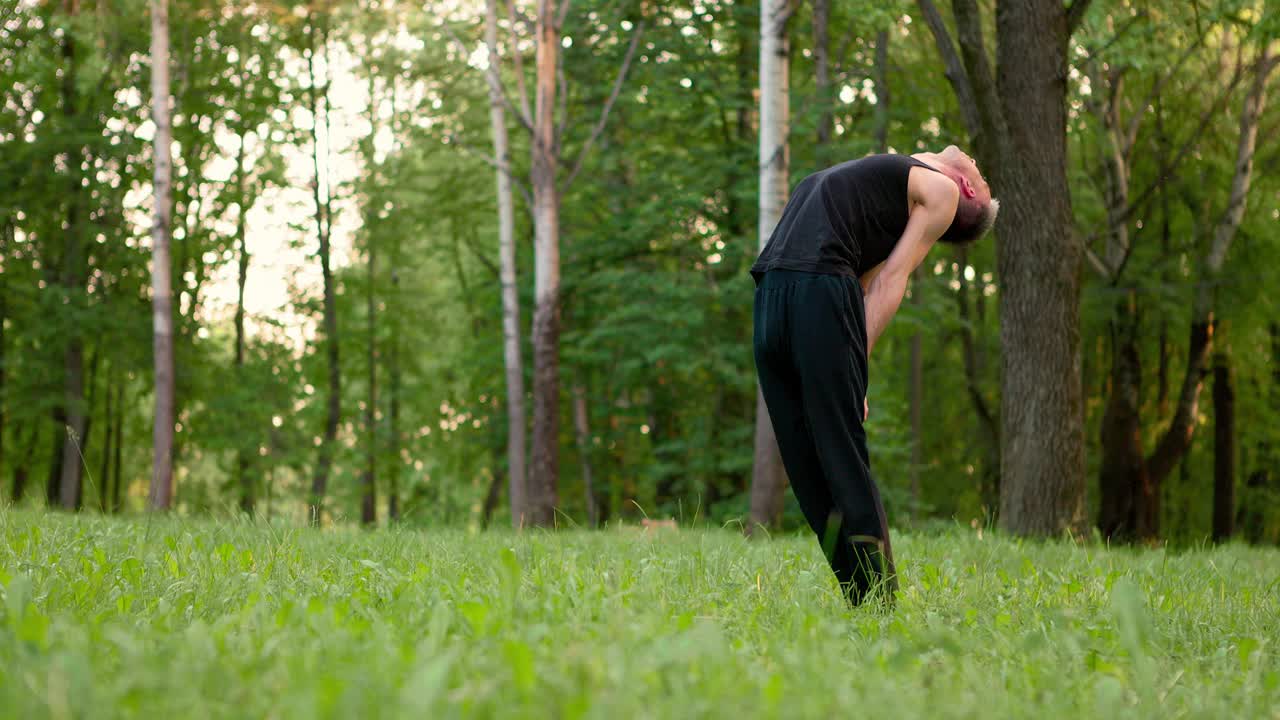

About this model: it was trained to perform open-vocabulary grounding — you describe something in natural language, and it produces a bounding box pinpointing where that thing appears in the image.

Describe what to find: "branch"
[781,0,805,25]
[506,0,533,123]
[1083,244,1111,279]
[563,21,645,190]
[442,18,534,135]
[1122,36,1204,156]
[916,0,983,140]
[556,0,571,30]
[951,0,1004,148]
[1100,55,1249,238]
[445,133,534,208]
[463,232,502,279]
[555,42,569,152]
[1066,0,1094,35]
[1207,46,1275,273]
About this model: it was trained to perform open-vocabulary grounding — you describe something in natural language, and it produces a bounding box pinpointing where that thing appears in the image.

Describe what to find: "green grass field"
[1,511,1277,719]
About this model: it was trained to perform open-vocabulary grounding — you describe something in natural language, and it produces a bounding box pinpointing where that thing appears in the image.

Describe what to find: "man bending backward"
[750,146,998,605]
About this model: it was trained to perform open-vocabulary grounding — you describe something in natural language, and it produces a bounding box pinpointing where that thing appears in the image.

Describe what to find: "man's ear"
[958,175,978,199]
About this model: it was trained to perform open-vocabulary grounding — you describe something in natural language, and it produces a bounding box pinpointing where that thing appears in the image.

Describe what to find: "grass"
[1,510,1278,719]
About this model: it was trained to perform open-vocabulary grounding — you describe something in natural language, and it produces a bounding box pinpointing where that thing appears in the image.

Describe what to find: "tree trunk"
[0,223,6,478]
[361,116,378,529]
[1238,322,1277,542]
[46,413,64,506]
[388,246,401,523]
[1156,128,1171,416]
[812,0,831,158]
[919,0,1087,535]
[98,365,115,513]
[873,29,890,155]
[481,463,504,529]
[1212,347,1235,542]
[112,388,125,512]
[148,0,176,511]
[748,0,792,534]
[528,0,562,527]
[57,0,87,512]
[307,10,340,526]
[1096,292,1153,540]
[486,0,528,528]
[234,127,254,516]
[11,426,37,504]
[572,382,598,527]
[992,0,1085,535]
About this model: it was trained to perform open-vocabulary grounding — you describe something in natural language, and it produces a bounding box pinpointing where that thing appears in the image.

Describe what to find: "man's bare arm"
[862,173,958,357]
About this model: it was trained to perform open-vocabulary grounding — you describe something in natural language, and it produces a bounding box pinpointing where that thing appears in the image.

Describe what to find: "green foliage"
[2,511,1279,717]
[0,0,1277,537]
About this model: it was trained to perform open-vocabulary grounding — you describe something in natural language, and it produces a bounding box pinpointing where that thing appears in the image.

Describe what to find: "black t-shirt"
[750,154,942,283]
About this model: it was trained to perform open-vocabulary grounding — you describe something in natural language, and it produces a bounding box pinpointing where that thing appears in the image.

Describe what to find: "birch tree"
[148,0,176,511]
[483,0,527,526]
[748,0,791,532]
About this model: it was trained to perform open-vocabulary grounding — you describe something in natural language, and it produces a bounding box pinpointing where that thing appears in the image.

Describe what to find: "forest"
[2,0,1278,545]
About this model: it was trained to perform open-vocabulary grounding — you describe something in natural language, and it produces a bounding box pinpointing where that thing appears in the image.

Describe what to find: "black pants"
[753,269,897,605]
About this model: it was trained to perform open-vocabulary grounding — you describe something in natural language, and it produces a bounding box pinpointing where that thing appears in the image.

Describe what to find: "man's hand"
[864,396,869,421]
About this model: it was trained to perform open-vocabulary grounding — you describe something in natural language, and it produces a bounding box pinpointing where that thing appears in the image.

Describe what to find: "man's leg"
[789,274,897,605]
[755,275,871,599]
[753,278,849,578]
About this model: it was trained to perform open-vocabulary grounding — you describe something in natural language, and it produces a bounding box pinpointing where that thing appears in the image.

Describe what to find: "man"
[751,146,998,605]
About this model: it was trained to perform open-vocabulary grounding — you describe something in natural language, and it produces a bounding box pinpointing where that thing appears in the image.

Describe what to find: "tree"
[361,70,379,529]
[1213,345,1235,542]
[748,0,793,533]
[55,0,89,511]
[148,0,176,511]
[527,0,563,527]
[306,5,341,526]
[477,0,642,527]
[483,0,528,527]
[918,0,1091,535]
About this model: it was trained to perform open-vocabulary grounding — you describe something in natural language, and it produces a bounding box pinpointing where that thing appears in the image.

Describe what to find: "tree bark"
[812,0,831,157]
[388,242,401,523]
[98,365,115,513]
[112,387,124,512]
[234,126,254,516]
[572,382,598,527]
[11,426,37,504]
[1096,292,1154,539]
[357,71,379,528]
[57,0,87,512]
[527,0,562,527]
[307,8,341,526]
[0,222,8,479]
[1212,346,1235,542]
[920,0,1089,534]
[990,0,1087,535]
[748,0,792,534]
[481,465,504,529]
[486,0,528,528]
[148,0,176,511]
[873,29,890,155]
[1238,322,1277,542]
[46,413,64,506]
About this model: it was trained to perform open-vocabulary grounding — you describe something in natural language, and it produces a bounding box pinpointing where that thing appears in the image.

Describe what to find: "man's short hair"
[940,196,999,245]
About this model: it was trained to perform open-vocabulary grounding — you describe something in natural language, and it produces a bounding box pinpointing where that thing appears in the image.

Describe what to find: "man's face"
[942,145,990,198]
